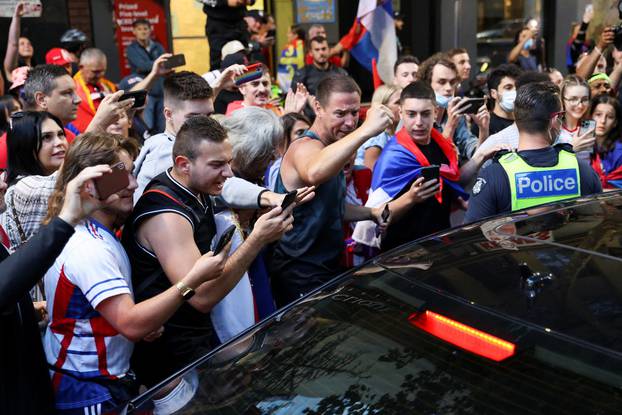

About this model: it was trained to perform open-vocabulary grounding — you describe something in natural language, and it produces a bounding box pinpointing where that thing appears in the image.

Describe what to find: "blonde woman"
[355,84,402,170]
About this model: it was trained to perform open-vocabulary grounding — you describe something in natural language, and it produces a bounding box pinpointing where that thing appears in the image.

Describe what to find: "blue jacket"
[126,40,165,97]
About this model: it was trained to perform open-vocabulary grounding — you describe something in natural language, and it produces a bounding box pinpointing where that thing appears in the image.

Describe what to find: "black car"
[127,192,622,414]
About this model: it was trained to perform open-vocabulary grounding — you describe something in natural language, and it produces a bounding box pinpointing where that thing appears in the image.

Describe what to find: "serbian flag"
[345,0,398,84]
[352,128,468,248]
[591,152,622,189]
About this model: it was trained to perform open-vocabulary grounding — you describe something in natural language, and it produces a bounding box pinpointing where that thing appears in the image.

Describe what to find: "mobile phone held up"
[579,119,596,137]
[462,97,486,115]
[420,165,440,182]
[120,90,147,109]
[234,63,263,86]
[213,225,236,256]
[162,54,186,70]
[94,162,129,200]
[281,190,298,210]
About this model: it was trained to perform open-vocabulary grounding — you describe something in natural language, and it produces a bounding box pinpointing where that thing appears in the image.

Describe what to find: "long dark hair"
[6,111,64,186]
[0,95,20,135]
[590,94,622,155]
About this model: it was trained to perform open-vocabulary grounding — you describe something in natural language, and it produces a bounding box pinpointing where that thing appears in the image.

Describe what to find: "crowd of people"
[1,1,621,414]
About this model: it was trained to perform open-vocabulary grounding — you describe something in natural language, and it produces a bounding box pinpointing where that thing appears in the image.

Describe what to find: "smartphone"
[579,119,596,137]
[420,165,440,182]
[234,63,263,86]
[281,190,298,210]
[213,225,236,255]
[381,204,390,222]
[462,97,486,114]
[120,90,147,108]
[163,54,186,70]
[94,162,130,200]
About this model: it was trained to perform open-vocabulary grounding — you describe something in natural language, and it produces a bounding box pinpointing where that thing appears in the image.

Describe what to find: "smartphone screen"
[420,165,440,182]
[163,54,186,70]
[462,98,486,114]
[94,162,130,200]
[213,225,236,255]
[120,90,147,108]
[281,190,297,210]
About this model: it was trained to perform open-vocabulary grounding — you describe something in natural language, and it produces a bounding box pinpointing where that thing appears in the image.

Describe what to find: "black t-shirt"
[464,145,603,223]
[472,111,514,137]
[382,139,453,252]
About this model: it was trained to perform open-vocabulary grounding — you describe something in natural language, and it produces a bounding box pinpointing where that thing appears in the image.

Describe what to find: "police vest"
[499,149,581,211]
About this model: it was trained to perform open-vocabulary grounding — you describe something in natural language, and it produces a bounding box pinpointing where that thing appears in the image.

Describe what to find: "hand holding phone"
[94,162,129,200]
[213,225,236,256]
[461,98,486,115]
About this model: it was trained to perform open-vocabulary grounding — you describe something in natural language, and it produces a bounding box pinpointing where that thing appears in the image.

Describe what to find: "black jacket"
[0,217,75,415]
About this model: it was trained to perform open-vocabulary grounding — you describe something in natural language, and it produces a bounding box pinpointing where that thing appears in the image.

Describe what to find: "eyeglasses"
[563,97,590,105]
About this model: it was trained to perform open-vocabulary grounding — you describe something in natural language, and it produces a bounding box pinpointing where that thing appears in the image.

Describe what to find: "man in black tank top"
[271,74,394,306]
[123,116,294,393]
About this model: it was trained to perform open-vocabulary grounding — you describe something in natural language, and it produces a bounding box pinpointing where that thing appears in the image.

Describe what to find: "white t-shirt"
[43,218,133,409]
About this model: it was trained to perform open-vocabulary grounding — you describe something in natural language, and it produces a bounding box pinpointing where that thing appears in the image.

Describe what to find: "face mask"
[499,90,516,113]
[523,38,534,50]
[435,93,451,109]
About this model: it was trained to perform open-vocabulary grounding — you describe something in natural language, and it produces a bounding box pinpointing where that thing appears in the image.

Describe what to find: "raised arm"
[576,27,614,80]
[293,104,393,185]
[4,3,25,81]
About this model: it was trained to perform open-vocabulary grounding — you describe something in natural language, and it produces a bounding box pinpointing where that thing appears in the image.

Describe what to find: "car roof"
[128,191,622,413]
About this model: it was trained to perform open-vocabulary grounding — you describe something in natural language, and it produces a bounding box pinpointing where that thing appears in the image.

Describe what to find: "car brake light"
[408,310,516,362]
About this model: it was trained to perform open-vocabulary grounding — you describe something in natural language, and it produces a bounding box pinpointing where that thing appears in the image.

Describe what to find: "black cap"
[393,11,404,20]
[246,9,266,24]
[221,51,248,70]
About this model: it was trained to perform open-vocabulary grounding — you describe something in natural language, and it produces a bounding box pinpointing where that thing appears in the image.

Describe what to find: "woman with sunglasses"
[557,75,595,157]
[589,94,622,189]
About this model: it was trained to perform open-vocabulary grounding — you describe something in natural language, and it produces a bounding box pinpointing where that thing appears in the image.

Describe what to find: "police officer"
[465,81,602,222]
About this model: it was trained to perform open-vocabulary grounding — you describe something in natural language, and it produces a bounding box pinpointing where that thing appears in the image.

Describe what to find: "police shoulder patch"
[473,178,487,195]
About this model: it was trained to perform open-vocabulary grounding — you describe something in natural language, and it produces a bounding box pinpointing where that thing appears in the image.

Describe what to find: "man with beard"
[292,36,347,96]
[465,81,602,222]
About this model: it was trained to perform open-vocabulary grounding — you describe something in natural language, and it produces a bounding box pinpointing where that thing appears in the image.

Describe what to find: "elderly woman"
[212,107,283,342]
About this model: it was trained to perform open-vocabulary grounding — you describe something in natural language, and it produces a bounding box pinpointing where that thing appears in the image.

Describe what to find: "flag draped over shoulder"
[591,151,622,189]
[352,128,468,248]
[348,0,398,84]
[277,39,305,92]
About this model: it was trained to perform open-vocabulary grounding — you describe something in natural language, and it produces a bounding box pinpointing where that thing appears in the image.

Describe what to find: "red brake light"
[408,310,516,362]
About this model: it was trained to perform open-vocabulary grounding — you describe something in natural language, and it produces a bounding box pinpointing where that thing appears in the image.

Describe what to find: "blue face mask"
[435,93,451,109]
[523,38,534,50]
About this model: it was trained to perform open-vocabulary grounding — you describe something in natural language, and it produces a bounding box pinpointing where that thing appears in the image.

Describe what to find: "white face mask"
[499,90,516,113]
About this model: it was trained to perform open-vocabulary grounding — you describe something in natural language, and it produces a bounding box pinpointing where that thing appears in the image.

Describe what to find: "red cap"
[45,48,74,66]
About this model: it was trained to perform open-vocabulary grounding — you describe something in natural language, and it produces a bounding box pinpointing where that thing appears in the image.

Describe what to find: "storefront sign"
[296,0,335,24]
[113,0,169,77]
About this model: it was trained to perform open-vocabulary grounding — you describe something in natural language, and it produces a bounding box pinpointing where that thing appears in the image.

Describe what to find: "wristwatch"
[175,281,195,300]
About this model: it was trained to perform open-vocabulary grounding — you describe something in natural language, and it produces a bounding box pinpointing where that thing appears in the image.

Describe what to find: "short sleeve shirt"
[43,218,133,409]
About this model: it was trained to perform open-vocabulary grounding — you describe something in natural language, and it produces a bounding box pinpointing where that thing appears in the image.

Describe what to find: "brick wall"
[67,0,93,41]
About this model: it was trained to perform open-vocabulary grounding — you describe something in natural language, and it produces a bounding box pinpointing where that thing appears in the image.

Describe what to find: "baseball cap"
[246,9,267,24]
[221,51,248,70]
[221,40,248,60]
[45,48,74,66]
[10,66,30,91]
